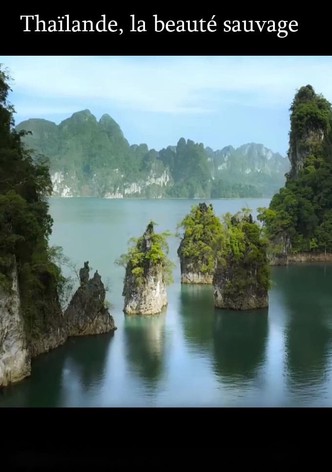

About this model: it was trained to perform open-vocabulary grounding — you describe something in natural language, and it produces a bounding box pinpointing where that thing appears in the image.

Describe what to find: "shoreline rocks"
[0,261,116,389]
[65,264,116,335]
[270,252,332,266]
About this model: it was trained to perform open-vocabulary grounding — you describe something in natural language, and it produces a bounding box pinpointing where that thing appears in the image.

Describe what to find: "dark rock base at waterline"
[213,289,268,310]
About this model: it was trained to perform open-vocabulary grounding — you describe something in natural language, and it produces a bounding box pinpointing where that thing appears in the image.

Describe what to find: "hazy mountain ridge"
[17,110,289,198]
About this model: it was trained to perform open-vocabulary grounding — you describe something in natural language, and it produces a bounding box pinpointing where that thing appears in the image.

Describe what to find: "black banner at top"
[0,4,330,55]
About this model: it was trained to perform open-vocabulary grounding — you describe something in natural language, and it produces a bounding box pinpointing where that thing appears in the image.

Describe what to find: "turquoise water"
[1,198,332,407]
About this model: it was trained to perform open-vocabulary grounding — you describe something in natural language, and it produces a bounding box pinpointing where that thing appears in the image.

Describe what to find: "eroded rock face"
[288,128,325,180]
[213,265,268,310]
[123,268,167,315]
[0,264,30,387]
[29,282,67,358]
[179,258,213,284]
[287,85,327,181]
[0,261,116,389]
[65,264,116,336]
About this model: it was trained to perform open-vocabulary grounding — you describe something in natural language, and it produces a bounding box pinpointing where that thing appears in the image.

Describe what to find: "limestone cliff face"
[0,263,30,387]
[287,85,327,180]
[65,263,116,336]
[288,127,325,180]
[51,168,171,199]
[123,268,167,315]
[178,257,213,284]
[28,283,67,359]
[213,265,268,310]
[0,261,116,388]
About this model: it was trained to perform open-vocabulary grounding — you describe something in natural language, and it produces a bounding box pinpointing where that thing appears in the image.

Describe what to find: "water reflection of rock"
[124,312,166,387]
[0,331,115,406]
[273,265,332,390]
[0,326,115,407]
[66,332,114,389]
[213,309,268,384]
[179,285,215,352]
[0,343,68,407]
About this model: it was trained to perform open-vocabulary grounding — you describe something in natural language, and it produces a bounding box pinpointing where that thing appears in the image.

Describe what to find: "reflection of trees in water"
[273,266,332,389]
[179,285,215,352]
[179,285,268,385]
[124,312,166,387]
[213,309,268,384]
[66,333,114,389]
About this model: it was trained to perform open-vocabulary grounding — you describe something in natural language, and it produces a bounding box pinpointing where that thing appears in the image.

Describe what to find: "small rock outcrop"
[213,212,270,310]
[177,203,223,284]
[122,222,171,315]
[65,262,116,336]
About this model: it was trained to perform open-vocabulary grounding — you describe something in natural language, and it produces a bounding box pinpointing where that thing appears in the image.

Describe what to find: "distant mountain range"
[17,109,289,198]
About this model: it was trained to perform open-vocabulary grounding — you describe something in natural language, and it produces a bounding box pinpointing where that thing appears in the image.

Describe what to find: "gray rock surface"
[123,269,167,315]
[0,263,30,387]
[0,261,116,388]
[179,259,213,284]
[65,264,116,335]
[213,265,268,310]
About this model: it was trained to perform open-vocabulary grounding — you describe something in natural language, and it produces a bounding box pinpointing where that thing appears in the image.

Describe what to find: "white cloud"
[1,56,332,154]
[2,56,332,118]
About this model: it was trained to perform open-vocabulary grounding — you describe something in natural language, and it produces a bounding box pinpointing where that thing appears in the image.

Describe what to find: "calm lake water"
[1,197,332,407]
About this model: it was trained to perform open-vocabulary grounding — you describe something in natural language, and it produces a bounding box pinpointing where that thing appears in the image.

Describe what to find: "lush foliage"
[0,65,66,339]
[17,114,289,198]
[117,222,174,285]
[217,210,271,296]
[258,85,332,255]
[289,84,331,142]
[177,203,224,274]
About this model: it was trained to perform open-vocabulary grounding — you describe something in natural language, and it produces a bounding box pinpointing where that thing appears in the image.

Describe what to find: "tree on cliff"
[258,85,332,255]
[0,65,65,339]
[117,222,174,314]
[177,202,223,283]
[213,210,270,310]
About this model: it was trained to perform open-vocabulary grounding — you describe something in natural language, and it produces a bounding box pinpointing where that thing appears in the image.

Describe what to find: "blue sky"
[1,56,332,156]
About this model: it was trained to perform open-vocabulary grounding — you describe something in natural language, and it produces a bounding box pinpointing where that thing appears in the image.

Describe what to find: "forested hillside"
[17,110,289,198]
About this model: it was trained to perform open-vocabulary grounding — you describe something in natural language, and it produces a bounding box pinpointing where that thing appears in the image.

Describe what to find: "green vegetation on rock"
[214,210,270,310]
[118,222,174,315]
[177,203,223,280]
[117,222,174,286]
[0,65,66,341]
